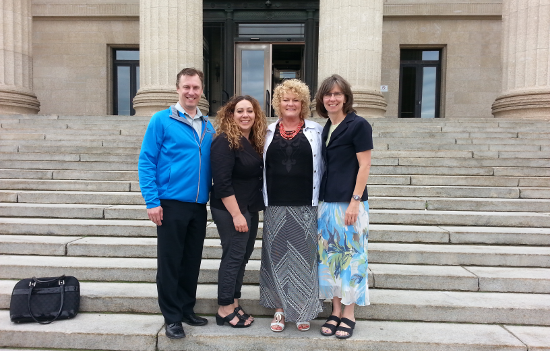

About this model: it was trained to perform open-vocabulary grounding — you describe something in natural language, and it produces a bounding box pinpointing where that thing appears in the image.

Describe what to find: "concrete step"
[4,169,544,188]
[396,157,549,168]
[0,179,134,192]
[1,279,549,325]
[18,145,140,154]
[3,234,550,274]
[0,160,137,171]
[370,209,550,227]
[2,199,549,226]
[3,198,549,222]
[1,310,546,351]
[8,188,549,209]
[1,253,549,292]
[2,216,549,244]
[0,311,163,351]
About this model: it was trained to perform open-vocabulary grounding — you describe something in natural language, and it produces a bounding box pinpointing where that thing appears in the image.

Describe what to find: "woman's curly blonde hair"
[213,95,267,154]
[272,79,311,120]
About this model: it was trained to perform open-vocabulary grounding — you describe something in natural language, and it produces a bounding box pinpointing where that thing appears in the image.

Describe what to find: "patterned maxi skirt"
[259,205,323,323]
[317,201,370,306]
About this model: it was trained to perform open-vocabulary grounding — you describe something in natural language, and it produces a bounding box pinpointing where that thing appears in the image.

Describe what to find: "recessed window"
[238,24,304,38]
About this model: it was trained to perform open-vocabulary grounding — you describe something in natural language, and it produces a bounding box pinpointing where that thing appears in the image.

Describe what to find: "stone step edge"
[0,311,548,351]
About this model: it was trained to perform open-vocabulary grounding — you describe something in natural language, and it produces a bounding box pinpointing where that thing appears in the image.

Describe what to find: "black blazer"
[210,133,265,213]
[319,112,373,202]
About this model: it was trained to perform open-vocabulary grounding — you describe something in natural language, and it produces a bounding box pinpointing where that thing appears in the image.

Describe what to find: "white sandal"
[297,321,310,331]
[270,312,285,332]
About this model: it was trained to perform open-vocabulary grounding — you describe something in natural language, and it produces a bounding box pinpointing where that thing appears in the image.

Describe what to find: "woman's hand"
[233,213,249,232]
[345,200,360,226]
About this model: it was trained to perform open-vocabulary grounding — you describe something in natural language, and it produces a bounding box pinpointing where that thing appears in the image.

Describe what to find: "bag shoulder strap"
[27,277,66,324]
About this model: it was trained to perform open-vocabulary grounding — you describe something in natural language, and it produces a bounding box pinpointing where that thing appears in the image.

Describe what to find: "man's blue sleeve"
[138,114,163,209]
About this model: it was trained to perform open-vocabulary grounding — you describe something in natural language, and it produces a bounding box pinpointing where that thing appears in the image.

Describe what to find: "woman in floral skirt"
[315,74,373,339]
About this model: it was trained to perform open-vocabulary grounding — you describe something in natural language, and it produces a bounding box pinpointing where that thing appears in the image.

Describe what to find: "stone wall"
[32,18,139,115]
[381,18,502,118]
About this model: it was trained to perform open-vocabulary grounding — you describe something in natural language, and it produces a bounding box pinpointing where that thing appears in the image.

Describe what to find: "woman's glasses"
[323,92,344,99]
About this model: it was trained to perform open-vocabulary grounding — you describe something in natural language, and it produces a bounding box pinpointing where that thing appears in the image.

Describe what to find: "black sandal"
[335,317,356,339]
[215,311,251,328]
[234,306,254,323]
[320,315,341,336]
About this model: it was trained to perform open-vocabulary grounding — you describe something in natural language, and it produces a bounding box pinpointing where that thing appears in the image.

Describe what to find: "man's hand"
[147,206,163,226]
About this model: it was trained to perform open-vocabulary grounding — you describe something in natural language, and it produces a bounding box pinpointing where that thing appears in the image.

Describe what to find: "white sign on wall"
[380,85,389,92]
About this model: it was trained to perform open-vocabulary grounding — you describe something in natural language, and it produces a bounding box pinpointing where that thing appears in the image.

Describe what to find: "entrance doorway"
[235,43,304,116]
[398,49,442,118]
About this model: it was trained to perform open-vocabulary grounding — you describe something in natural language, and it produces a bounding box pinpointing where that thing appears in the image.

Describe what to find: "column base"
[0,88,40,114]
[133,88,210,117]
[352,89,387,118]
[492,90,550,119]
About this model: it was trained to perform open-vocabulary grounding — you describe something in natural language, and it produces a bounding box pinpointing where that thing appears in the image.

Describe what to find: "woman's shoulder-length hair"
[315,74,356,119]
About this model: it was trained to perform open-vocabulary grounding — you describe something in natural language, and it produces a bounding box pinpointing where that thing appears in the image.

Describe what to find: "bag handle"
[27,275,66,324]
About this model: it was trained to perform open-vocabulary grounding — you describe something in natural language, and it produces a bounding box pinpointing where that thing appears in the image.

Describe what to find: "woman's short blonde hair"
[272,79,311,120]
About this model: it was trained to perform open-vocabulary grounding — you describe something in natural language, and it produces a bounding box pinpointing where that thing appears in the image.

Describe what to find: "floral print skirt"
[317,201,370,306]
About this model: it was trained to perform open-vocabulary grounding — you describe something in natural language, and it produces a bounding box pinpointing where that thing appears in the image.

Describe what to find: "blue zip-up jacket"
[138,105,214,209]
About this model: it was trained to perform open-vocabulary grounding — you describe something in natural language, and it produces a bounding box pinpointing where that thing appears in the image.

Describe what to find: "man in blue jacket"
[138,67,214,339]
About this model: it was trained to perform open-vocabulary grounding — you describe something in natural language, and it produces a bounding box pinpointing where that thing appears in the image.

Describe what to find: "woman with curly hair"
[260,79,324,332]
[210,95,267,328]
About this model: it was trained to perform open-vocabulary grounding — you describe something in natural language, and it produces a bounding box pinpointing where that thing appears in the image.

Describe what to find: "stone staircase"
[0,114,549,350]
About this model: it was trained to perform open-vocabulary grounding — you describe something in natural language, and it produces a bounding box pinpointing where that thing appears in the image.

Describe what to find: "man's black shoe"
[182,313,208,326]
[165,322,185,339]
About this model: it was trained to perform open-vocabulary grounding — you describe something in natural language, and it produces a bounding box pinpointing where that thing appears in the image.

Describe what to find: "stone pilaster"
[317,0,386,117]
[133,0,208,116]
[0,0,40,114]
[492,0,550,119]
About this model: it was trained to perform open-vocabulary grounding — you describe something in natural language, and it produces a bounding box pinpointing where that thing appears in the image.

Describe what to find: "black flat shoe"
[335,317,356,339]
[165,322,185,339]
[216,311,252,328]
[320,315,341,336]
[234,305,254,323]
[182,313,208,326]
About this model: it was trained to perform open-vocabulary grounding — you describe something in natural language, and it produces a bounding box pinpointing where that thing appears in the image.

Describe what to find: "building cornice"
[31,1,502,18]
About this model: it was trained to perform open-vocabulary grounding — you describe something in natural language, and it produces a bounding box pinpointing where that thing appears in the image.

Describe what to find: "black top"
[265,125,313,206]
[319,112,373,202]
[210,133,265,213]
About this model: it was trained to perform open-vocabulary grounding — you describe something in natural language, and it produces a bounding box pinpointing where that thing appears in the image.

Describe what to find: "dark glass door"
[399,49,441,118]
[113,49,139,115]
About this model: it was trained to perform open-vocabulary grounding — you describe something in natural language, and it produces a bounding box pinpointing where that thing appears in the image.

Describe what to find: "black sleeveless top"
[265,124,313,206]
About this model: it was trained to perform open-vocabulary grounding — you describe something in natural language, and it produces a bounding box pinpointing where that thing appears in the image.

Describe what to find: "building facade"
[0,0,548,119]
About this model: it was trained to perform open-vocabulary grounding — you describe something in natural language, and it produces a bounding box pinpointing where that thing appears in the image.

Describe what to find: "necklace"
[279,121,304,140]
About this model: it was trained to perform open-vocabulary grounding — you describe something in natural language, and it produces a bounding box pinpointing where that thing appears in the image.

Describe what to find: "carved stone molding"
[353,89,388,118]
[32,1,502,18]
[0,88,41,114]
[492,90,550,119]
[384,3,502,18]
[32,4,139,17]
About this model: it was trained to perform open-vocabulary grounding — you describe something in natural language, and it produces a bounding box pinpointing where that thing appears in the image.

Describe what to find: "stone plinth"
[0,0,40,114]
[133,0,208,116]
[318,0,387,117]
[492,0,550,118]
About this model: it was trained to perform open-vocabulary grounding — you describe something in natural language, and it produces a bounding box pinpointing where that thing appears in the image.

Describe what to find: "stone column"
[317,0,386,117]
[0,0,40,114]
[133,0,208,116]
[492,0,550,118]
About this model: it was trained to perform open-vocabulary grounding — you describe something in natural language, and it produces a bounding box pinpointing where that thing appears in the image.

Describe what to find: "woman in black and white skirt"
[260,79,324,332]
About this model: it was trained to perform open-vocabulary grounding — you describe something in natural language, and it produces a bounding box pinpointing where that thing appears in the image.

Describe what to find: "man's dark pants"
[157,199,207,324]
